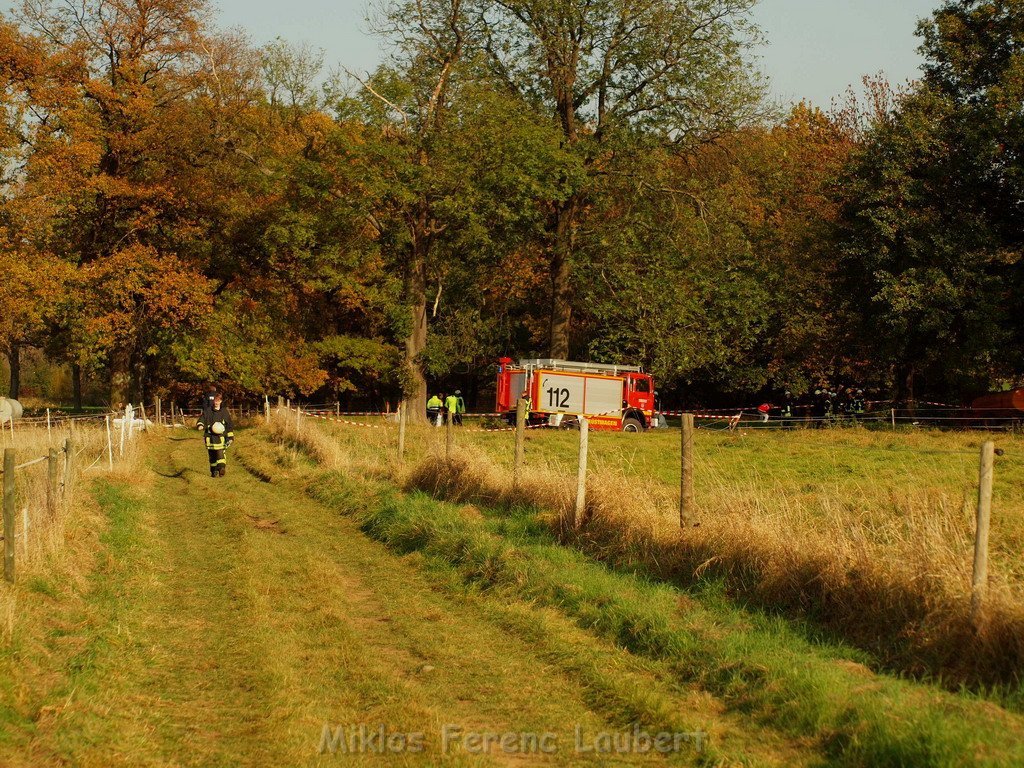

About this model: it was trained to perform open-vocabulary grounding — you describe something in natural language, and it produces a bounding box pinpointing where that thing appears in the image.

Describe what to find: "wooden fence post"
[295,404,301,431]
[891,408,896,431]
[681,413,694,527]
[971,440,995,625]
[105,415,114,470]
[398,400,407,461]
[573,417,589,530]
[264,396,270,425]
[513,398,527,489]
[47,448,59,518]
[63,438,75,505]
[4,449,14,583]
[46,408,52,443]
[155,397,162,426]
[445,411,453,459]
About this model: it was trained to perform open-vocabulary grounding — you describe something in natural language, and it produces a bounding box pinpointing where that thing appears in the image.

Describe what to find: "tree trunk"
[7,343,20,400]
[72,363,83,412]
[110,346,131,408]
[130,349,145,406]
[404,229,430,424]
[898,362,916,417]
[548,196,578,360]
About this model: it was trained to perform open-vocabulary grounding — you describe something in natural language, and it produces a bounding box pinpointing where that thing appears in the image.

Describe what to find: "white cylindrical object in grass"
[574,417,589,530]
[106,415,114,470]
[971,440,995,625]
[0,398,23,423]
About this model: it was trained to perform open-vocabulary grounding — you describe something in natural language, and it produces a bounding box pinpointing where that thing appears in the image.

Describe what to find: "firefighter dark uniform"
[851,390,866,420]
[781,391,794,427]
[197,404,234,477]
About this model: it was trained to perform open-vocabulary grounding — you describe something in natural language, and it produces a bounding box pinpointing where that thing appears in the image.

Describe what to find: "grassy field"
[0,417,143,640]
[299,413,1024,691]
[308,416,1023,575]
[3,415,1024,765]
[1,431,822,766]
[270,415,1024,764]
[303,415,1024,583]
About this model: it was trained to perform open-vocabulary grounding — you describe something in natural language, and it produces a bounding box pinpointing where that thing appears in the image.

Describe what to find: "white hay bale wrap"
[0,397,23,425]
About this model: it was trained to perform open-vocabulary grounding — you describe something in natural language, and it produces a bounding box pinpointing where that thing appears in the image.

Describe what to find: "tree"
[0,16,81,398]
[472,0,764,357]
[575,104,856,398]
[834,2,1024,398]
[351,0,572,418]
[15,0,263,403]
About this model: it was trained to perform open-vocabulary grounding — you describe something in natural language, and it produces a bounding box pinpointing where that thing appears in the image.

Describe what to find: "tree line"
[0,0,1021,418]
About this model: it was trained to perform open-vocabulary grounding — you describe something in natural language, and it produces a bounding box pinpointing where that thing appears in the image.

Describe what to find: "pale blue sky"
[212,0,941,107]
[2,0,941,107]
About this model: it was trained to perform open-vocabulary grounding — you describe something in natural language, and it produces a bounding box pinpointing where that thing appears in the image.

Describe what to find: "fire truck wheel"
[621,417,644,433]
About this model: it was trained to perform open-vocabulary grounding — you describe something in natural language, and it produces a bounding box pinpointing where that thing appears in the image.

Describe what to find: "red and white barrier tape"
[469,422,556,433]
[302,410,557,433]
[305,413,391,430]
[661,411,744,420]
[304,410,392,417]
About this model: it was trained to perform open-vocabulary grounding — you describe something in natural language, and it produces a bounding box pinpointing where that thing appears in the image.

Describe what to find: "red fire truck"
[496,358,656,431]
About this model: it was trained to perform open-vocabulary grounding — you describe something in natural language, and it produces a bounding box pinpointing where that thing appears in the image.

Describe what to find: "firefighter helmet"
[211,421,226,435]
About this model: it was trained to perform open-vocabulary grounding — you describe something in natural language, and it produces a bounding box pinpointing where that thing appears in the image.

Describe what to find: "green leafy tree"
[470,0,764,358]
[836,1,1024,399]
[576,104,855,398]
[349,0,574,418]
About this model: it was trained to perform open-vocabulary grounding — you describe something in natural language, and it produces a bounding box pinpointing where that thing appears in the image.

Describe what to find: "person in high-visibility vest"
[426,393,444,426]
[196,390,234,477]
[455,390,466,424]
[445,390,465,426]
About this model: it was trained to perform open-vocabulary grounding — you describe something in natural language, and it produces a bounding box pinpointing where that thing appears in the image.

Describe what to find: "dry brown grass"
[401,440,1024,688]
[265,410,352,470]
[267,414,1024,686]
[0,416,148,642]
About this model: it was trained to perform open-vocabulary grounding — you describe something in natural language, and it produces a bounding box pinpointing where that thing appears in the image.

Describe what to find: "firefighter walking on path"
[196,390,234,477]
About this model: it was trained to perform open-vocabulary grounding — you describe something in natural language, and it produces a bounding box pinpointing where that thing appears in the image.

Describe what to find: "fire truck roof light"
[514,358,644,375]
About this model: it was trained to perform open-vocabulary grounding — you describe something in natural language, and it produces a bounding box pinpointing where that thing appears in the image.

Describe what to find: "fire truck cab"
[496,358,655,431]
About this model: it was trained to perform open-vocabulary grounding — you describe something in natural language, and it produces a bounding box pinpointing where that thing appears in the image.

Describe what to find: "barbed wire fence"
[0,403,155,586]
[274,396,1014,626]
